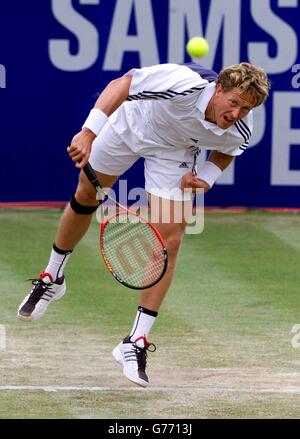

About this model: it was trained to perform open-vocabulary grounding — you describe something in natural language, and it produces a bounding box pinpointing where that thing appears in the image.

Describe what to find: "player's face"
[209,84,255,129]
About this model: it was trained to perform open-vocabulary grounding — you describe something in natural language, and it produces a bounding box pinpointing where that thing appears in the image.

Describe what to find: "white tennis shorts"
[89,121,198,201]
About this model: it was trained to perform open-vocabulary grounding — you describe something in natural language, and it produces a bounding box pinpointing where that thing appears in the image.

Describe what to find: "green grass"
[1,209,300,419]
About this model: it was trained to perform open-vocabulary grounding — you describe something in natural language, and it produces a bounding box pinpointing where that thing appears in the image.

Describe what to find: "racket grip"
[83,162,108,205]
[83,163,102,190]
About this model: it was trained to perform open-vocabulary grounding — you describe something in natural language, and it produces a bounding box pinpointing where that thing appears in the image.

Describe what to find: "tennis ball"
[186,37,209,58]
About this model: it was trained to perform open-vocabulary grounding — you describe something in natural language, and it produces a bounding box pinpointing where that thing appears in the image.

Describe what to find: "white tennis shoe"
[112,335,156,387]
[17,272,66,321]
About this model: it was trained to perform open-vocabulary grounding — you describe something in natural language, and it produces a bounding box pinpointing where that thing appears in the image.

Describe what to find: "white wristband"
[197,161,222,188]
[82,108,108,136]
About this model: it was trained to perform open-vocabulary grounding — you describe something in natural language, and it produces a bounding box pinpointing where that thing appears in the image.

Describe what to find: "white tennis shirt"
[109,63,252,157]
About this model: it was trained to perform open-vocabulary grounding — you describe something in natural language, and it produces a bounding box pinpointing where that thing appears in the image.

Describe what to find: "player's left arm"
[183,112,253,191]
[207,150,235,170]
[181,150,234,193]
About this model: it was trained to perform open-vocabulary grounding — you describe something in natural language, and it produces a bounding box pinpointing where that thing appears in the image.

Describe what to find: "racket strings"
[102,215,166,288]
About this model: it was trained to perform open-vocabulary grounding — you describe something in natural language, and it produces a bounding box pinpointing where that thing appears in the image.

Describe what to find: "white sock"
[129,306,158,341]
[44,244,72,281]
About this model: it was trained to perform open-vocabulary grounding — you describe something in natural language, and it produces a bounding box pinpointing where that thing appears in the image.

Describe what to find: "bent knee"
[75,176,99,206]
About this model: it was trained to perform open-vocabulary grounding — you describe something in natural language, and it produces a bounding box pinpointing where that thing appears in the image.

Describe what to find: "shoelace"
[26,277,54,303]
[134,341,156,371]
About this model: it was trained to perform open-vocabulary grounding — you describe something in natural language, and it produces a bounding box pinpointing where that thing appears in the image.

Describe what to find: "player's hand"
[180,171,210,193]
[67,128,96,168]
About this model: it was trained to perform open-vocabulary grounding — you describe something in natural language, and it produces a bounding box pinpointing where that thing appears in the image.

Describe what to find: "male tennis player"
[17,62,270,387]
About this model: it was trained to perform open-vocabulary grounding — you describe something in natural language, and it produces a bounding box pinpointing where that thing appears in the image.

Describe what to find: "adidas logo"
[179,162,189,168]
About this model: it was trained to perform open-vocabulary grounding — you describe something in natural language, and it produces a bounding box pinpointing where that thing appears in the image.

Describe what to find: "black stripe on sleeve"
[238,121,251,143]
[236,120,251,141]
[239,141,249,151]
[127,85,206,101]
[141,91,175,99]
[239,119,251,138]
[235,121,250,143]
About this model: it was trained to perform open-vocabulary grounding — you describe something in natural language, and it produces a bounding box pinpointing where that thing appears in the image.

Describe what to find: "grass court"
[1,209,300,418]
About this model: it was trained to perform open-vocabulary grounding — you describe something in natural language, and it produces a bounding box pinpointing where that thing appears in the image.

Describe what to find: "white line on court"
[1,385,300,394]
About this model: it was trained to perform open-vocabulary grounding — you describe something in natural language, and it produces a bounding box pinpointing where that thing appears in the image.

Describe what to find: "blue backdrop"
[0,0,299,207]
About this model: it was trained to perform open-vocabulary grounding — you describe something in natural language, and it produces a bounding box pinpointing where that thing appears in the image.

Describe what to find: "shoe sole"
[112,345,149,388]
[17,314,33,322]
[17,282,66,322]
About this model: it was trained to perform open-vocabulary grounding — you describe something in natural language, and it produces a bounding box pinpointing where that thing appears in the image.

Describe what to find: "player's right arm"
[93,75,133,117]
[68,63,205,168]
[68,75,133,168]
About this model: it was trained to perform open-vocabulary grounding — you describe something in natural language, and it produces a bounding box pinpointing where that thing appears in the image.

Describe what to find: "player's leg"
[113,148,197,387]
[140,197,190,310]
[17,122,138,321]
[113,196,192,387]
[54,170,117,252]
[17,170,118,322]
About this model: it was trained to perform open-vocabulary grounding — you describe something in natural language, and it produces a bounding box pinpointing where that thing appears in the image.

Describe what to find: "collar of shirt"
[196,81,229,137]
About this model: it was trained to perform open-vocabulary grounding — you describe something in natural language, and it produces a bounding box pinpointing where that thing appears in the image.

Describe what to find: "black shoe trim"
[54,275,65,285]
[19,275,64,316]
[122,335,132,344]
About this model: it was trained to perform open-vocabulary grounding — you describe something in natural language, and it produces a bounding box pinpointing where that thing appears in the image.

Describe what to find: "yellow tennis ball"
[186,37,209,58]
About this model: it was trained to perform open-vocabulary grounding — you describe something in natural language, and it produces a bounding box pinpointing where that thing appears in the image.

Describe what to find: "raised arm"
[68,75,132,168]
[92,75,132,117]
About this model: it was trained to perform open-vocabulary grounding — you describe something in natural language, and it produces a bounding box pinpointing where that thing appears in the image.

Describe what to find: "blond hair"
[217,63,270,107]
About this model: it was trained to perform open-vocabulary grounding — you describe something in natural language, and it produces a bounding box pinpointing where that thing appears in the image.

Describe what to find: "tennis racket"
[83,163,168,290]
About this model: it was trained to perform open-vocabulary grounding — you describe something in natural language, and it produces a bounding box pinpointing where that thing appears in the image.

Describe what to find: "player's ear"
[215,83,223,95]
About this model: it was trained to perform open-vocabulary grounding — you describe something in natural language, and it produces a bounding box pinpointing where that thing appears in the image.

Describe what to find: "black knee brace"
[70,194,99,215]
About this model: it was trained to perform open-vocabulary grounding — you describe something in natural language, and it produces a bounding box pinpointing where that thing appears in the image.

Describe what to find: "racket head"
[100,210,168,290]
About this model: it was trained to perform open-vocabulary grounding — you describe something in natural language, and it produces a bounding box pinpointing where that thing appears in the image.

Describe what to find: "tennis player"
[17,62,270,387]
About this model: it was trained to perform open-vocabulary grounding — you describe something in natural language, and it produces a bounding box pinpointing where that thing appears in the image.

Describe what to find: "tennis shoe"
[17,272,66,321]
[112,335,156,387]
